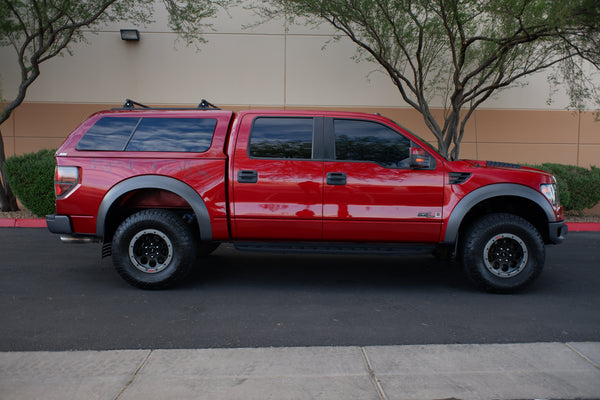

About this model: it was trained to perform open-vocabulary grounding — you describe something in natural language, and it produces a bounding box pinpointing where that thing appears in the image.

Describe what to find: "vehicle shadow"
[184,244,472,292]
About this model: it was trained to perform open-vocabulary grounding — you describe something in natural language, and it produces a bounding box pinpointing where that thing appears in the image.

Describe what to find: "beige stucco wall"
[1,1,599,165]
[1,102,598,168]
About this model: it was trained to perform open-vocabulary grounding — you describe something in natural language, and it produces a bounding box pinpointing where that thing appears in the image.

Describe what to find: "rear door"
[322,117,444,242]
[231,114,324,240]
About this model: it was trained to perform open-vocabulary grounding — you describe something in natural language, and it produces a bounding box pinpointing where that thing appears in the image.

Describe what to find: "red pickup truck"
[46,100,567,292]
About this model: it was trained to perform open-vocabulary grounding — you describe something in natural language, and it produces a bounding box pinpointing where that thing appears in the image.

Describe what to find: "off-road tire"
[460,213,545,293]
[112,209,197,289]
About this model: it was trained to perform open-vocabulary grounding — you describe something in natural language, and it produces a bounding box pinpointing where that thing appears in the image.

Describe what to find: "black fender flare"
[443,183,556,244]
[96,175,212,241]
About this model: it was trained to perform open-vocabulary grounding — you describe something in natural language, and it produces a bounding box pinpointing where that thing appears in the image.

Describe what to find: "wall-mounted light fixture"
[120,29,140,41]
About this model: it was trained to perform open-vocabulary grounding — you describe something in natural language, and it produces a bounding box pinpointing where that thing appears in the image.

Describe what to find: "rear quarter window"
[76,117,139,151]
[76,117,217,152]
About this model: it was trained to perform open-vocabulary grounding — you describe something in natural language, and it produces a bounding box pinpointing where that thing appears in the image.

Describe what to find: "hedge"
[4,149,56,217]
[531,163,600,213]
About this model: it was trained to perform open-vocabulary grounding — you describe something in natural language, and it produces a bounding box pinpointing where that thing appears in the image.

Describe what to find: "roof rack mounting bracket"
[123,99,150,109]
[198,99,221,110]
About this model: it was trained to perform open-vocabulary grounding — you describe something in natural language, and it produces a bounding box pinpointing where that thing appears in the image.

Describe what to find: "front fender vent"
[487,161,522,169]
[449,172,471,185]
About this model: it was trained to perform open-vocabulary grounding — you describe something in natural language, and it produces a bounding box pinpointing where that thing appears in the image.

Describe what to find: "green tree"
[0,0,231,211]
[257,0,600,159]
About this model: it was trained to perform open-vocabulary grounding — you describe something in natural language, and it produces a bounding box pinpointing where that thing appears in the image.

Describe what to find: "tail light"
[54,166,80,199]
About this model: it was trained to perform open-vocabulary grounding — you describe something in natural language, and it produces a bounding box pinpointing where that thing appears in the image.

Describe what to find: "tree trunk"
[0,130,19,212]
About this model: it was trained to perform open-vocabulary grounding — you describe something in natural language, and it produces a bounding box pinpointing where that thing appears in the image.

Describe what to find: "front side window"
[334,119,410,168]
[249,117,314,159]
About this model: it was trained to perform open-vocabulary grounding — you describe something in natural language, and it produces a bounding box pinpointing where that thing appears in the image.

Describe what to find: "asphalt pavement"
[2,230,600,351]
[2,227,600,399]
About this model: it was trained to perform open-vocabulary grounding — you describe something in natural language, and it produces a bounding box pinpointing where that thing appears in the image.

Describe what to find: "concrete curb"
[0,218,47,228]
[2,219,600,231]
[1,342,599,400]
[566,222,600,232]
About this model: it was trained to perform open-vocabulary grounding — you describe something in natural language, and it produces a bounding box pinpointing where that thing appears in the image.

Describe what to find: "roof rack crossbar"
[118,99,221,110]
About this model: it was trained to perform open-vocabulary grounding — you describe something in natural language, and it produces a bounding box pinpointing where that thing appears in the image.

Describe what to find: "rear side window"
[334,119,410,168]
[76,117,217,152]
[249,117,314,160]
[76,117,139,151]
[126,118,216,152]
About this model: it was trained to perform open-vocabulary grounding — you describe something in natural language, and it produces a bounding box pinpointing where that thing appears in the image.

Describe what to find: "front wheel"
[112,209,197,289]
[460,213,545,293]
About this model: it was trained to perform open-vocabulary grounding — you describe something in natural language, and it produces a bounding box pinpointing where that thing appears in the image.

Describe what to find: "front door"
[322,118,444,242]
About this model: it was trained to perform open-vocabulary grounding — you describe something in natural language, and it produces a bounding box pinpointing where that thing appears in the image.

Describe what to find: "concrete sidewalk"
[1,342,599,400]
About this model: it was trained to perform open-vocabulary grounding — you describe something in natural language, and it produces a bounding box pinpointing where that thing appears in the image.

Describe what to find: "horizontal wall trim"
[1,102,598,168]
[3,100,595,113]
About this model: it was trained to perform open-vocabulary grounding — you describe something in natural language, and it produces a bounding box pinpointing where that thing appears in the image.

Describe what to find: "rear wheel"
[460,213,545,293]
[112,209,197,289]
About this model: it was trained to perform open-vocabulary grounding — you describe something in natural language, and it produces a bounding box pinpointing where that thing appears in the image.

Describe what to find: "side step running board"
[234,242,436,256]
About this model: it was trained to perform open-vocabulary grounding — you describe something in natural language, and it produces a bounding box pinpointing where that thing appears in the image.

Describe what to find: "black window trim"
[247,116,325,161]
[122,117,144,151]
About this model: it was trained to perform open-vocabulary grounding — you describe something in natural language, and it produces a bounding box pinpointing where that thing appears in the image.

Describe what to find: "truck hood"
[454,159,550,175]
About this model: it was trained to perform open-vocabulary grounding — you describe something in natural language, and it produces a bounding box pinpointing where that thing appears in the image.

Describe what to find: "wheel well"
[103,188,197,244]
[458,196,550,243]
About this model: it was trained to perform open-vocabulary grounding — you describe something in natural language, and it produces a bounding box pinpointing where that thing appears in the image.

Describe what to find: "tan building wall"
[1,101,599,167]
[1,2,599,166]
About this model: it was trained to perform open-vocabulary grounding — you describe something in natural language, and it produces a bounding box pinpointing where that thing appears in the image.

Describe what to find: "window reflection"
[249,117,314,159]
[76,117,217,152]
[77,117,139,151]
[127,118,216,152]
[334,119,410,168]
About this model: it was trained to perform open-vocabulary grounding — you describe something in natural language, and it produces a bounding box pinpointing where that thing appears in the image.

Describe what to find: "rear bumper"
[548,220,568,244]
[46,214,73,234]
[46,214,100,243]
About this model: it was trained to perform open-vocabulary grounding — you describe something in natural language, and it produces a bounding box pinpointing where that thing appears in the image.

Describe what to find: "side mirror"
[410,147,433,169]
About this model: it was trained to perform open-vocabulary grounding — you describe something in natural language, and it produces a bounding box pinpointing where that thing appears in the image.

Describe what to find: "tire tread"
[112,209,197,289]
[460,213,545,293]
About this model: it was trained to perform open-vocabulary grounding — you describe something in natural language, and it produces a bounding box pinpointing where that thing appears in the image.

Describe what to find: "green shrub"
[4,149,56,217]
[532,163,600,213]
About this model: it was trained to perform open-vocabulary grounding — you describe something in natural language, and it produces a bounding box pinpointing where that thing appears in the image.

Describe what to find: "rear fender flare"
[96,175,211,241]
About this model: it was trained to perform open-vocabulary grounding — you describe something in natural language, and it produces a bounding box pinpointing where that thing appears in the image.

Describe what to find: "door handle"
[326,172,347,186]
[238,170,258,183]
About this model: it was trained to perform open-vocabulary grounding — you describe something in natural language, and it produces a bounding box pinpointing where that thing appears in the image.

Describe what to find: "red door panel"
[323,161,444,242]
[231,114,324,240]
[233,160,323,240]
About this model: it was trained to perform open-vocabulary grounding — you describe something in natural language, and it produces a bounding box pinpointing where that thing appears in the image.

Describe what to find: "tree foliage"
[0,0,230,211]
[257,0,600,159]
